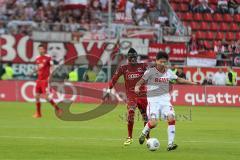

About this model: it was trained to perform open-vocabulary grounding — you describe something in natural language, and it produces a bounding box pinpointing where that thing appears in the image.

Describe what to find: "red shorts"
[127,97,147,110]
[35,80,50,94]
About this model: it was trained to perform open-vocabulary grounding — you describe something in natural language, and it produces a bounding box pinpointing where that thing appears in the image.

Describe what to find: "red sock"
[49,99,59,110]
[36,102,41,114]
[168,120,176,125]
[127,110,135,138]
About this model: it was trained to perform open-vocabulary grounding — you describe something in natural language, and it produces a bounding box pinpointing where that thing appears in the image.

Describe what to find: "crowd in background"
[189,0,240,14]
[0,0,172,35]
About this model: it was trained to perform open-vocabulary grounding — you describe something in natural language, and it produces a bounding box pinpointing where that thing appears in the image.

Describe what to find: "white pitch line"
[0,136,240,144]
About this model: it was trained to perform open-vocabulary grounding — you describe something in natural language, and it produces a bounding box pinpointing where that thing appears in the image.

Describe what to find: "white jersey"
[142,67,178,104]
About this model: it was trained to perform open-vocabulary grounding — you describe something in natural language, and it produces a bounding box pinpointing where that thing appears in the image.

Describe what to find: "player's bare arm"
[135,78,145,95]
[176,77,198,85]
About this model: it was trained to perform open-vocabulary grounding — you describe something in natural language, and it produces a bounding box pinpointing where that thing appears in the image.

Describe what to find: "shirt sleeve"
[142,69,151,81]
[109,66,123,89]
[168,69,178,80]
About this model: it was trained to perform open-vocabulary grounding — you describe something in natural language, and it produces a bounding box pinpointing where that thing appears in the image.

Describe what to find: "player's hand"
[134,86,140,95]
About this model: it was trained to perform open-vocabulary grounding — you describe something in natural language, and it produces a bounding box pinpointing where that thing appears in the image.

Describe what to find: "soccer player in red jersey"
[104,48,149,145]
[33,44,62,118]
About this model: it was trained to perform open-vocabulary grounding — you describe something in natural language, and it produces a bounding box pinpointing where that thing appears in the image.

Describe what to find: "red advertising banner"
[1,80,240,107]
[148,43,187,60]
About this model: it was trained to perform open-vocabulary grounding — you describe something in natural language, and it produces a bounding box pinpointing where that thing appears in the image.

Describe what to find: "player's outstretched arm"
[135,78,145,95]
[176,77,198,85]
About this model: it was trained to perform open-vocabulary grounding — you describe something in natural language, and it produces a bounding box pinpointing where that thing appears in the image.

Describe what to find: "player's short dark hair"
[156,51,168,60]
[38,44,44,48]
[127,48,138,58]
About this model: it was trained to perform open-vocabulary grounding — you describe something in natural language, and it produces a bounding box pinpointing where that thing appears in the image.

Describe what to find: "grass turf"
[0,102,240,160]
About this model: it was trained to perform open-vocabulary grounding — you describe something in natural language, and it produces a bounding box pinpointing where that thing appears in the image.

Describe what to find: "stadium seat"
[182,12,193,21]
[219,23,229,31]
[209,22,219,31]
[194,13,203,21]
[203,13,213,21]
[236,32,240,40]
[179,3,188,12]
[215,32,225,40]
[225,32,235,41]
[205,32,215,40]
[203,40,212,49]
[213,14,223,22]
[196,31,206,39]
[171,3,178,11]
[190,21,199,30]
[234,14,240,23]
[223,14,233,22]
[200,22,209,30]
[229,23,239,32]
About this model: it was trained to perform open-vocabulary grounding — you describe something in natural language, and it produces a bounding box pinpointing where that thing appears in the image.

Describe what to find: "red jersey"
[109,63,147,99]
[35,55,51,80]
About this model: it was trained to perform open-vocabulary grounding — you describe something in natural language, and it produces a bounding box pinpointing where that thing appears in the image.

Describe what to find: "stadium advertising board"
[148,43,187,60]
[0,80,240,107]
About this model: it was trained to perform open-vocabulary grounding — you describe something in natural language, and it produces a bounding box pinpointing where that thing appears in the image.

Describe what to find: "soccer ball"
[146,138,160,151]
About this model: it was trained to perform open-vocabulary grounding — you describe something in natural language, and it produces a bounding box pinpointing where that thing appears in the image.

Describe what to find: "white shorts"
[147,101,175,120]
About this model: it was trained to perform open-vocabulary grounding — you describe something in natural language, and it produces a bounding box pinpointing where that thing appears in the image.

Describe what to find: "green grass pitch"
[0,102,240,160]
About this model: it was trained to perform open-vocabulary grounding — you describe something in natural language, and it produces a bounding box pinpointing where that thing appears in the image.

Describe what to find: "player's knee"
[149,119,158,127]
[167,113,176,125]
[35,94,40,101]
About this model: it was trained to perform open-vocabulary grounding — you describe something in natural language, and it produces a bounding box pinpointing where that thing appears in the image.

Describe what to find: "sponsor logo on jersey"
[155,77,169,82]
[128,73,141,79]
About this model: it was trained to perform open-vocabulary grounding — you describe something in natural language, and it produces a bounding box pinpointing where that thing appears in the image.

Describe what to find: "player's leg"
[139,101,159,144]
[33,81,42,118]
[137,98,150,139]
[33,93,42,118]
[162,105,178,151]
[124,100,136,146]
[42,81,62,115]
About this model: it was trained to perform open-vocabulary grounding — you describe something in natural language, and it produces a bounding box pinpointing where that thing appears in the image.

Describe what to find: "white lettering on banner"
[171,90,179,102]
[12,64,36,76]
[21,81,36,102]
[184,93,240,105]
[1,35,16,61]
[185,93,195,105]
[17,36,36,62]
[21,81,77,102]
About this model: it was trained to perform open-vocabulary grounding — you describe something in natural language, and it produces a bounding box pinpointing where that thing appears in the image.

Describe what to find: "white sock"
[142,123,152,136]
[168,125,175,145]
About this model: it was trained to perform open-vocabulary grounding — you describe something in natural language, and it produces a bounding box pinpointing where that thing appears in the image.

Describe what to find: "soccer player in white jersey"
[135,51,197,151]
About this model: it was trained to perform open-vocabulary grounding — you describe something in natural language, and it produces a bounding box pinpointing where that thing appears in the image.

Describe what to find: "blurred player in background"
[135,51,197,151]
[33,44,62,118]
[104,48,150,146]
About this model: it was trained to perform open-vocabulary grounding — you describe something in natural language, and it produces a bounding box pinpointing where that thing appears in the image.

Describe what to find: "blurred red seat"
[215,32,225,40]
[209,22,218,31]
[230,23,239,32]
[179,3,188,12]
[200,22,209,30]
[205,32,215,40]
[219,23,229,31]
[234,14,240,23]
[225,32,235,41]
[213,14,223,22]
[171,3,178,11]
[190,21,199,30]
[223,14,233,22]
[194,13,203,21]
[182,12,193,21]
[236,32,240,40]
[203,41,212,49]
[203,13,213,21]
[196,31,206,39]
